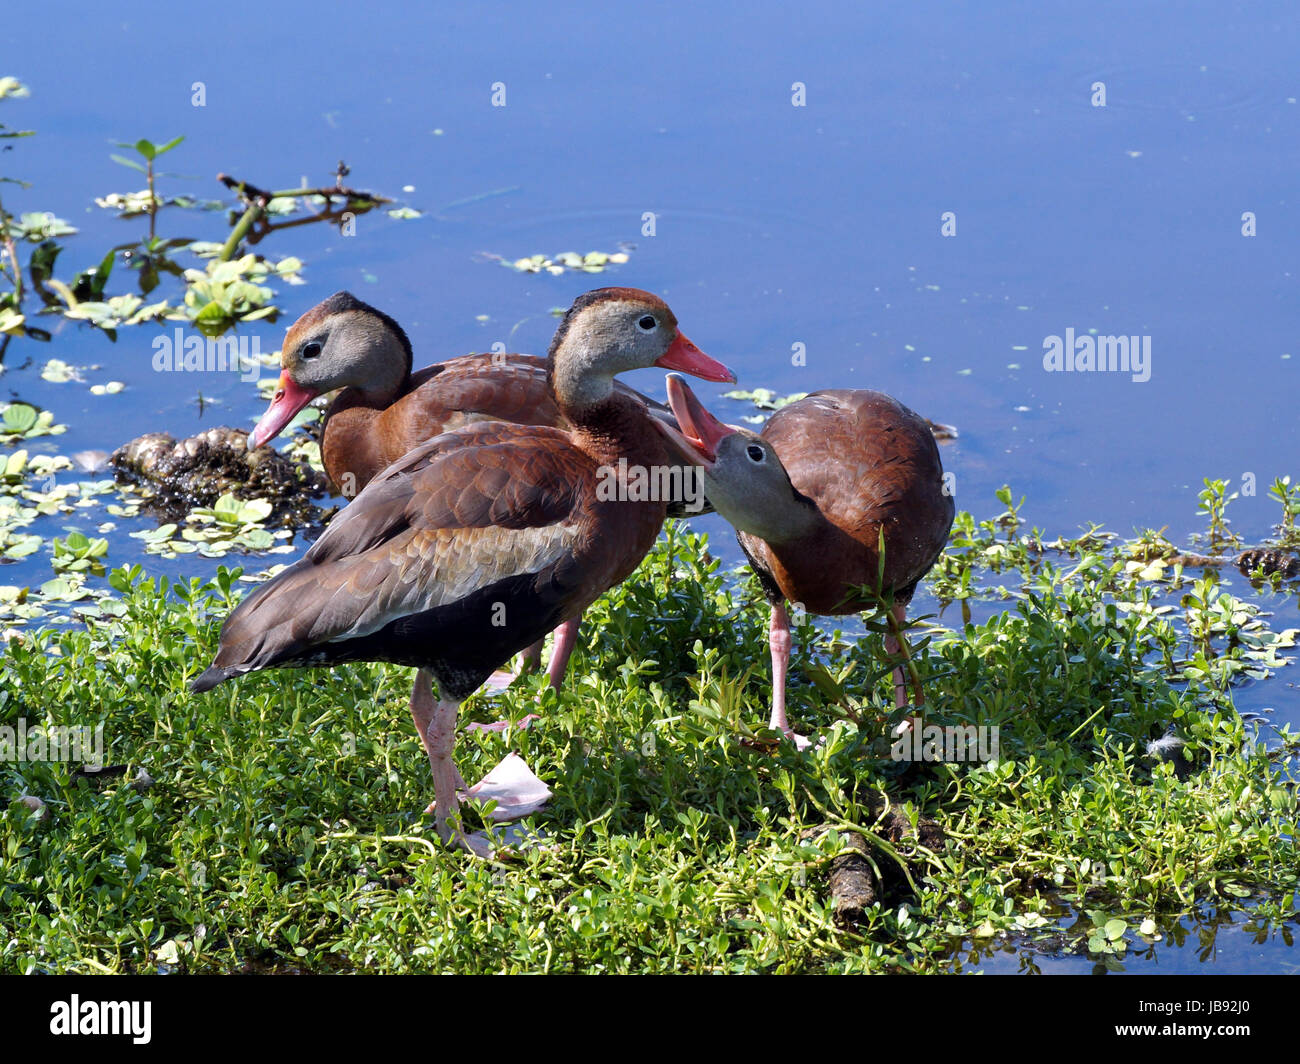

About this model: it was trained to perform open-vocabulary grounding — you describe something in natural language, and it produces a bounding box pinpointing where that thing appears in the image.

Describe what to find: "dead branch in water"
[216,162,391,261]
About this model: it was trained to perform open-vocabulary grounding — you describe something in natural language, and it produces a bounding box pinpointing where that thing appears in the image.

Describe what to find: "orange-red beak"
[249,372,319,448]
[654,332,736,384]
[653,373,737,466]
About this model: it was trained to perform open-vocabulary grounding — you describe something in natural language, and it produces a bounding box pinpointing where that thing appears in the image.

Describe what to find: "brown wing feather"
[195,421,593,687]
[382,354,561,445]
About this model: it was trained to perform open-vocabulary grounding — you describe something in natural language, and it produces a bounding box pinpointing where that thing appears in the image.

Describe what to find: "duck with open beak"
[654,373,954,750]
[652,372,738,467]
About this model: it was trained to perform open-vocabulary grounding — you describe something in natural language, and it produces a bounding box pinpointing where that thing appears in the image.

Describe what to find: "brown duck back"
[739,390,953,615]
[320,354,562,492]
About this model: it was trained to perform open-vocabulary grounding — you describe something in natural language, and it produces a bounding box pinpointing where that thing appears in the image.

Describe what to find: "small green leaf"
[3,403,38,434]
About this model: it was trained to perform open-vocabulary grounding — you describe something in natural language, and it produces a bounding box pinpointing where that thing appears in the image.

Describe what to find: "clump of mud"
[1236,548,1300,580]
[111,426,330,525]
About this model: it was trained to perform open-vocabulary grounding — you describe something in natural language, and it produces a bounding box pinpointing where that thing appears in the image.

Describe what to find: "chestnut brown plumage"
[248,291,711,690]
[656,375,954,746]
[193,290,735,851]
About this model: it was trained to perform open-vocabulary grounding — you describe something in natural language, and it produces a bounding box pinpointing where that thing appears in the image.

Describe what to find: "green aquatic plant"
[129,493,289,560]
[0,402,65,443]
[722,388,809,424]
[1269,476,1299,541]
[0,113,405,346]
[181,254,284,335]
[497,250,630,275]
[109,136,184,242]
[722,387,809,411]
[104,138,208,299]
[1196,477,1240,551]
[0,516,1294,975]
[50,532,109,576]
[4,213,77,242]
[993,483,1025,541]
[1085,912,1130,957]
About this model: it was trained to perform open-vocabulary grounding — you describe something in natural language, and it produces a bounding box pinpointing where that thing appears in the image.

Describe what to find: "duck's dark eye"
[746,444,765,463]
[637,315,657,331]
[301,341,323,359]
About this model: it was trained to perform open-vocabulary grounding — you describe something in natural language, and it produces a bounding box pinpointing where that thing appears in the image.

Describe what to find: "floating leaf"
[95,188,160,214]
[500,248,630,274]
[2,403,38,435]
[40,359,82,384]
[723,388,808,412]
[0,306,25,335]
[9,212,77,241]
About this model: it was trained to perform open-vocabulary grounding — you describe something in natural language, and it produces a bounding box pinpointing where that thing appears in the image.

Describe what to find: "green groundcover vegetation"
[1,491,1297,973]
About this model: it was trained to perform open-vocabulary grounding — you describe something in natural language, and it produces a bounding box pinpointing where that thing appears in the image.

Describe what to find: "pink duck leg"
[409,669,551,855]
[767,603,813,750]
[882,602,925,711]
[883,603,930,753]
[768,602,920,751]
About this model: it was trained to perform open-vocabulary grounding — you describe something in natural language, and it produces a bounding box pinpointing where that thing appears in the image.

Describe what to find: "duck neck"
[739,491,824,547]
[567,392,662,465]
[319,365,409,492]
[323,354,410,428]
[551,358,616,416]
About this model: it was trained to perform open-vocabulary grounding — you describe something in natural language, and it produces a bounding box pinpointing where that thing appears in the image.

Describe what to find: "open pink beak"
[654,373,737,466]
[654,332,736,384]
[249,372,319,449]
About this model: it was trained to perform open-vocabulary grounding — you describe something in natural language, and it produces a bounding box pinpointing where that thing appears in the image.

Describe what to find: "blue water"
[3,0,1298,971]
[949,894,1300,974]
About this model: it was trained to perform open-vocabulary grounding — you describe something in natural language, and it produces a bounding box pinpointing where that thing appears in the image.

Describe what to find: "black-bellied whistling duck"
[655,374,954,748]
[192,290,735,852]
[247,292,711,694]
